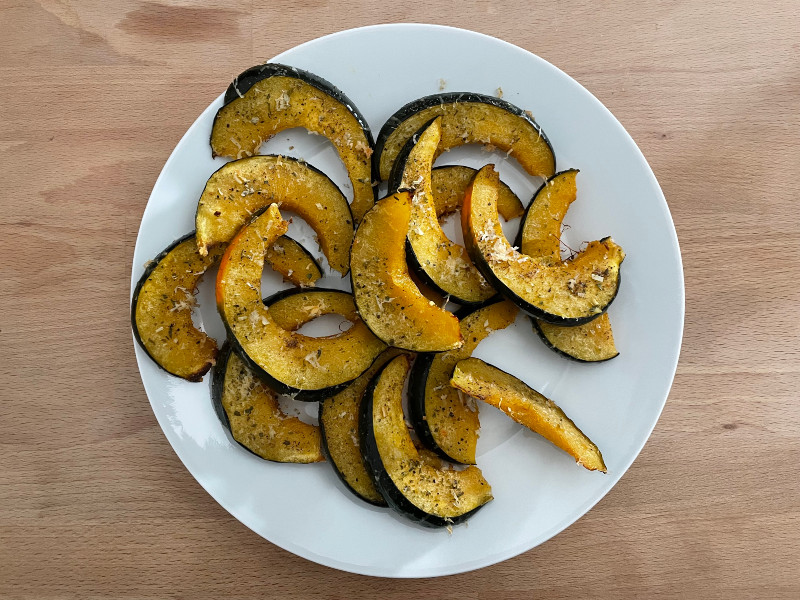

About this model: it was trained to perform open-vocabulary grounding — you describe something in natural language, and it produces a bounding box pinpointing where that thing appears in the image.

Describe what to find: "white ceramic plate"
[131,24,684,577]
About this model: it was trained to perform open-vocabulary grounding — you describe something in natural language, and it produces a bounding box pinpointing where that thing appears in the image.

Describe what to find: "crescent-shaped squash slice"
[516,170,620,360]
[432,165,524,221]
[265,235,323,287]
[132,234,225,381]
[211,344,323,463]
[390,118,495,305]
[350,191,462,352]
[196,155,353,274]
[318,348,406,506]
[360,355,493,527]
[210,63,376,222]
[450,358,606,472]
[462,165,624,325]
[408,299,518,464]
[375,92,555,182]
[216,205,386,400]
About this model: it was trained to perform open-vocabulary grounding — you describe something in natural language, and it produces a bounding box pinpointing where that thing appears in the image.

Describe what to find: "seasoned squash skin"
[450,358,606,472]
[211,344,324,463]
[462,166,624,325]
[350,191,463,352]
[195,155,353,275]
[211,63,376,222]
[132,233,225,381]
[319,348,407,506]
[360,355,494,527]
[533,313,619,362]
[216,205,386,399]
[408,300,519,464]
[431,165,524,222]
[390,118,496,305]
[375,92,555,182]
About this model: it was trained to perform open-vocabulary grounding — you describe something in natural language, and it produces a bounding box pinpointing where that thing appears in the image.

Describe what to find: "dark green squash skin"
[373,92,555,182]
[210,342,265,460]
[216,63,379,191]
[131,231,215,382]
[388,119,497,306]
[407,300,504,462]
[513,168,580,250]
[359,357,487,528]
[530,318,620,363]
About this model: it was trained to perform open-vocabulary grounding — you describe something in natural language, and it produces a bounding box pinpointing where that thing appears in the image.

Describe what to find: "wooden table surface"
[2,1,799,597]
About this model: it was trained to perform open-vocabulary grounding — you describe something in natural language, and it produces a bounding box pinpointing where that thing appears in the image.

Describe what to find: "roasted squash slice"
[350,191,462,352]
[265,235,323,287]
[211,344,324,463]
[360,355,494,527]
[375,92,555,182]
[210,63,376,222]
[451,358,606,471]
[516,170,620,360]
[432,165,524,222]
[195,155,353,274]
[462,166,624,325]
[318,348,406,506]
[216,205,386,400]
[533,313,619,362]
[408,300,518,464]
[132,233,225,381]
[515,169,579,264]
[390,118,495,305]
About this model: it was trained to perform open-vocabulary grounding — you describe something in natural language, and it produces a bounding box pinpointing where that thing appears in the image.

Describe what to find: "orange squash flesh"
[350,191,462,352]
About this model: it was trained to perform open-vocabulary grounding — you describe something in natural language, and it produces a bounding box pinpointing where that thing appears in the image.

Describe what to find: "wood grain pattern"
[1,0,799,597]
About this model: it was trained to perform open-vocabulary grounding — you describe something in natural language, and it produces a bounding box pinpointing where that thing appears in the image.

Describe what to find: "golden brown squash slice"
[318,348,406,506]
[132,234,225,381]
[265,235,323,287]
[450,358,606,472]
[375,92,555,182]
[516,170,620,361]
[350,191,462,352]
[211,345,324,463]
[195,155,353,275]
[360,355,494,527]
[432,165,524,221]
[390,118,495,304]
[462,165,625,325]
[216,205,386,399]
[407,300,519,464]
[210,64,376,222]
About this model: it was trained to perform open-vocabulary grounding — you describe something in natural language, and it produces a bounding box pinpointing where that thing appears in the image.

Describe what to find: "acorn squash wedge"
[195,155,353,275]
[211,344,323,463]
[132,233,225,381]
[450,358,606,472]
[350,191,462,352]
[389,118,495,305]
[517,170,620,360]
[216,205,386,400]
[462,165,624,325]
[360,355,493,527]
[265,235,322,287]
[432,165,523,222]
[318,348,406,506]
[533,312,619,362]
[210,63,376,222]
[408,299,518,464]
[375,92,555,182]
